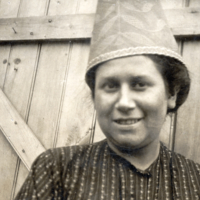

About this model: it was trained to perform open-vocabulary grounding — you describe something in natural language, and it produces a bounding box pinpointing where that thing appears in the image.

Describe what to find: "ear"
[167,92,177,109]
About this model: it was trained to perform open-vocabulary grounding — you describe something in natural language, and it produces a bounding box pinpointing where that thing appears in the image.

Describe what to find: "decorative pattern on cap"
[88,46,184,69]
[87,0,187,73]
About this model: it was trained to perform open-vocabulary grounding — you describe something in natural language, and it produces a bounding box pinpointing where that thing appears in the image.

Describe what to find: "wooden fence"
[0,0,200,199]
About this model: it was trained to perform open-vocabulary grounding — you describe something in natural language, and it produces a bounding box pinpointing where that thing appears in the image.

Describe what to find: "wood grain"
[10,0,51,198]
[167,7,200,38]
[26,0,81,154]
[160,0,183,9]
[9,43,44,197]
[3,44,40,118]
[172,0,200,164]
[189,0,200,7]
[0,14,95,41]
[0,89,45,169]
[47,0,80,16]
[0,45,10,88]
[0,0,22,199]
[55,41,94,147]
[27,42,71,149]
[0,0,21,19]
[54,0,97,148]
[77,0,98,14]
[18,1,50,17]
[0,7,200,42]
[174,40,200,163]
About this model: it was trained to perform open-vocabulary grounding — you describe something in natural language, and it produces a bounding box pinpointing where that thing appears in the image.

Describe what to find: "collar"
[106,142,164,177]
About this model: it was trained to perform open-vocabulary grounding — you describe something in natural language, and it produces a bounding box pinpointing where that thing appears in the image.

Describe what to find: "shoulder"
[173,151,200,176]
[32,139,107,169]
[161,143,200,178]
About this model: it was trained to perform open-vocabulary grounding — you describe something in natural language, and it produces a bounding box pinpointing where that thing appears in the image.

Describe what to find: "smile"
[114,119,141,125]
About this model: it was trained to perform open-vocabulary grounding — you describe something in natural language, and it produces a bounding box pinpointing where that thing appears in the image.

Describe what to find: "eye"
[103,82,119,92]
[131,81,147,90]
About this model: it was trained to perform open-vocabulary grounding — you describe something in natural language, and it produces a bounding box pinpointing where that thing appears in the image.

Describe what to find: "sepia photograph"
[0,0,200,199]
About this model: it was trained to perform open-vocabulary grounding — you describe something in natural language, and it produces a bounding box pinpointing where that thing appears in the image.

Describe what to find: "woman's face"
[94,55,176,150]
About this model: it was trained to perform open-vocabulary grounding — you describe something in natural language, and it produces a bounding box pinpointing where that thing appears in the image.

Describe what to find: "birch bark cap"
[86,0,187,84]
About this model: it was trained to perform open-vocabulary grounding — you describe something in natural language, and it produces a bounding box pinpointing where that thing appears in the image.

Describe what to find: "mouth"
[114,119,142,125]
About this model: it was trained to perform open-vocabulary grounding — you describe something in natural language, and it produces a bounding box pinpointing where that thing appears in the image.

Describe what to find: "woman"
[15,0,200,199]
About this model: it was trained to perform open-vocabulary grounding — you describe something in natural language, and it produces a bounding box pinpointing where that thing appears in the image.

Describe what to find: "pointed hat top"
[86,0,186,81]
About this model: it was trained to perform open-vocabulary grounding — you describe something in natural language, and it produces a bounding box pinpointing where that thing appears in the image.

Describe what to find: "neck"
[107,139,160,171]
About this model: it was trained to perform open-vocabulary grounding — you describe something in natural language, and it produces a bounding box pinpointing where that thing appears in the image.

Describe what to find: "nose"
[115,85,136,113]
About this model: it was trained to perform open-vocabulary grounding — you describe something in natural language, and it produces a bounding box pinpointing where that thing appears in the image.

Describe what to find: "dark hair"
[85,55,191,113]
[85,64,99,98]
[147,55,190,113]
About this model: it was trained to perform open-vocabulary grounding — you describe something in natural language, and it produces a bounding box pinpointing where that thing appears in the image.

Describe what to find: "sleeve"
[14,148,65,200]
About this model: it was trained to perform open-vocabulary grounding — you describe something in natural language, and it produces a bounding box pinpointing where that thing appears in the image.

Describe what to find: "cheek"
[94,95,110,118]
[142,90,168,118]
[94,92,116,112]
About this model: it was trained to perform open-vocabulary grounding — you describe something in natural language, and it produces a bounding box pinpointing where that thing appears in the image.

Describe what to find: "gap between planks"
[10,0,52,199]
[52,43,73,148]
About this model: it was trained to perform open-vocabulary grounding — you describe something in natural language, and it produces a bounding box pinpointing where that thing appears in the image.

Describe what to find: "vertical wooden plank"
[173,0,200,162]
[27,42,70,148]
[55,41,94,147]
[6,43,42,199]
[76,0,98,143]
[160,0,185,149]
[78,0,98,13]
[0,0,21,18]
[0,1,22,200]
[174,40,200,163]
[160,0,183,9]
[18,1,49,17]
[0,45,10,88]
[48,0,98,148]
[47,0,79,16]
[0,0,21,87]
[9,1,51,198]
[3,44,39,116]
[73,0,98,145]
[0,132,19,200]
[26,0,80,151]
[189,0,200,6]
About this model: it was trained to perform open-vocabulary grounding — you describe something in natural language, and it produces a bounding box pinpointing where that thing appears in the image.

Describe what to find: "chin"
[109,137,145,152]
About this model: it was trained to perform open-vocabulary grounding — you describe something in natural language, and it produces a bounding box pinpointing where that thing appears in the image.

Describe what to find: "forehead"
[95,55,163,81]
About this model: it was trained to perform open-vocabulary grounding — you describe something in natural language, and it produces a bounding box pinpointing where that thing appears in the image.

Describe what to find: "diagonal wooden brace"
[0,89,45,170]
